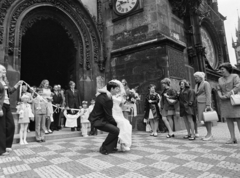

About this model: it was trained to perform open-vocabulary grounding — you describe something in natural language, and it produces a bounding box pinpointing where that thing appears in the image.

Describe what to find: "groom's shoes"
[111,148,118,153]
[99,146,109,155]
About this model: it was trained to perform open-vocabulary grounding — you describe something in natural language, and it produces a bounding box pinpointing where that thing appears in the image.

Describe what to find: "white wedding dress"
[112,95,132,151]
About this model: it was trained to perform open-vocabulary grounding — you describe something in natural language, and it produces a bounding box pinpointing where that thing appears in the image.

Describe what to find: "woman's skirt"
[197,102,206,121]
[161,109,175,117]
[149,104,159,120]
[221,99,240,118]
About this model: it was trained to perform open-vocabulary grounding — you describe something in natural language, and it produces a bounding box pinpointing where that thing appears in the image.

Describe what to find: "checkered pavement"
[0,123,239,178]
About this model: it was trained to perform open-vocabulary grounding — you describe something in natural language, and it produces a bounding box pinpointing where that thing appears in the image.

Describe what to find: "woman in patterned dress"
[144,84,161,137]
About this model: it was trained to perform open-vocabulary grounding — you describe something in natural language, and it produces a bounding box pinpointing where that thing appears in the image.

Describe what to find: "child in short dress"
[80,101,91,137]
[16,94,34,145]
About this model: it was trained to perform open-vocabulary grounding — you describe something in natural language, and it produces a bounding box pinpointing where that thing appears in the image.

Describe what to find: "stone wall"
[101,0,192,130]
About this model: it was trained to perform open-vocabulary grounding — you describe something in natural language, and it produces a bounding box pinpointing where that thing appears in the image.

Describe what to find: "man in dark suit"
[65,81,81,131]
[89,81,120,155]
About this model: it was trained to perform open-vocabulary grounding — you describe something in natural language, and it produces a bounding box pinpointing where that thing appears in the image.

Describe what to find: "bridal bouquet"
[126,88,140,103]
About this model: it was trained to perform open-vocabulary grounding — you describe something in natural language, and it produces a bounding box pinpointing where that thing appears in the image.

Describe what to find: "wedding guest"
[59,87,66,129]
[80,101,91,137]
[65,81,81,131]
[88,98,95,113]
[177,80,195,140]
[39,80,53,134]
[0,64,23,154]
[29,85,37,131]
[194,72,212,141]
[144,84,160,137]
[121,79,131,121]
[52,85,63,131]
[64,110,82,129]
[16,95,34,145]
[32,88,48,142]
[217,63,240,144]
[160,78,177,138]
[21,84,33,132]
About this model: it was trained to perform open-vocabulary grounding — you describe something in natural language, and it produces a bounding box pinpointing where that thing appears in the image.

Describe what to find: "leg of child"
[41,115,47,141]
[82,123,87,137]
[23,123,28,144]
[19,124,24,145]
[35,115,41,142]
[45,117,51,133]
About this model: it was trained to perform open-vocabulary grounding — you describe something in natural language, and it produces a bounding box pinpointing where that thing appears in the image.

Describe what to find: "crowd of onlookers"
[144,62,240,144]
[17,80,98,144]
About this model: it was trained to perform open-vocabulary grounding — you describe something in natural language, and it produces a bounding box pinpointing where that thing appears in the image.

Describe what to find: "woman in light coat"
[194,72,212,141]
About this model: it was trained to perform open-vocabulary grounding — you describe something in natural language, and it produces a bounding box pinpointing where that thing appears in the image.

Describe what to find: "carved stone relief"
[168,0,202,18]
[3,0,104,71]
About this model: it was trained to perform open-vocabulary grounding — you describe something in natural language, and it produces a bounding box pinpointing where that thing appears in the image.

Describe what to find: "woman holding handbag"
[217,63,240,144]
[194,72,212,141]
[144,84,161,137]
[160,78,177,138]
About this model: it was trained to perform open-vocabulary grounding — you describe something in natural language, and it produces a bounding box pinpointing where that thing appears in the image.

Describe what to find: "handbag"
[203,108,218,122]
[146,123,152,132]
[230,91,240,106]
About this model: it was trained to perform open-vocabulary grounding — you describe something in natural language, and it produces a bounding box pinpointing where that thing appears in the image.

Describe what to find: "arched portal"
[0,0,104,107]
[21,18,77,88]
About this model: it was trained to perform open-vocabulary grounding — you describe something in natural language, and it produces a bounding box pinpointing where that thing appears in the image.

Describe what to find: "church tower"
[233,16,240,68]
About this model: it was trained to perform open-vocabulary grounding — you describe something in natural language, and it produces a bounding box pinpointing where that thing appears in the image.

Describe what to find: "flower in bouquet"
[126,88,140,103]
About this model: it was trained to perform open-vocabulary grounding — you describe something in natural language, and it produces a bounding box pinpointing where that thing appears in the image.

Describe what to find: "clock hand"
[117,1,125,7]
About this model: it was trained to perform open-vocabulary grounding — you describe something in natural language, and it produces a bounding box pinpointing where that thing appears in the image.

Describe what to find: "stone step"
[13,128,105,144]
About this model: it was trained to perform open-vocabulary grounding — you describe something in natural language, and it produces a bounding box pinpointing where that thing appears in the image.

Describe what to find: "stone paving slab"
[0,123,239,178]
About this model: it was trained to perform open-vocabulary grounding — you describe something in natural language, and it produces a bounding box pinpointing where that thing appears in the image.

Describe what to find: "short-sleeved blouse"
[218,74,240,118]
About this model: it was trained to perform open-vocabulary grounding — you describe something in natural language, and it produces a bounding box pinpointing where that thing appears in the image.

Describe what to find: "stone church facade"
[0,0,229,130]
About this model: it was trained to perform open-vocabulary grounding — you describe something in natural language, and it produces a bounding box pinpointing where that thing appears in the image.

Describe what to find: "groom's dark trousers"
[95,122,119,152]
[88,93,119,153]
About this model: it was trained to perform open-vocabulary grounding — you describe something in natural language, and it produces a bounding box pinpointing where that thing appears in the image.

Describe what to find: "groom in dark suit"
[88,81,120,155]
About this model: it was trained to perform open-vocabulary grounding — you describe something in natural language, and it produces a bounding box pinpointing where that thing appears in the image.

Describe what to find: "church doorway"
[21,18,77,89]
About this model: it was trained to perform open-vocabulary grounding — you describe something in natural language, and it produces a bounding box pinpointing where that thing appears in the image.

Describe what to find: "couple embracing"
[88,80,132,155]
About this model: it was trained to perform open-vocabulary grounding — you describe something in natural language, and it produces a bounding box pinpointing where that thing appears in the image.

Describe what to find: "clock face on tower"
[114,0,139,15]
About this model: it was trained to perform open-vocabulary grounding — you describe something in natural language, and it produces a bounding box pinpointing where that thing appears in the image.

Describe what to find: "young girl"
[80,101,91,137]
[16,94,34,145]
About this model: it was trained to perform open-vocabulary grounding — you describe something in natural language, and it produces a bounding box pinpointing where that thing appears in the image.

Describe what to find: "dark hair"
[179,79,190,88]
[106,81,119,91]
[161,78,171,86]
[69,81,75,86]
[148,84,156,90]
[219,62,233,74]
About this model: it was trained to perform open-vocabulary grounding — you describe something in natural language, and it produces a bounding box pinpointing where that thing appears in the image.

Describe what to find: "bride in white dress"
[97,80,132,151]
